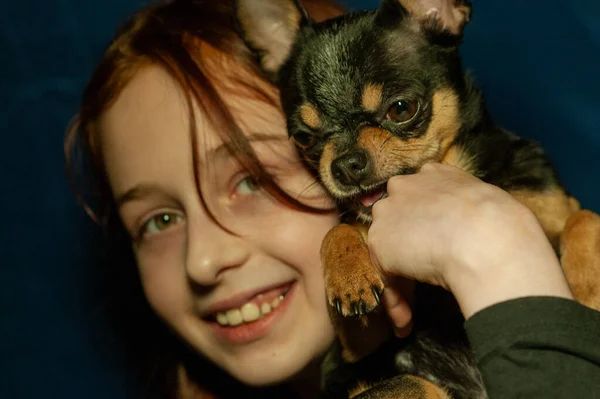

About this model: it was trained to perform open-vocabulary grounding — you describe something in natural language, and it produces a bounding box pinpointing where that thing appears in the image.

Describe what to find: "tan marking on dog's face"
[441,144,477,175]
[361,83,384,112]
[510,188,579,251]
[425,88,462,155]
[299,103,322,129]
[354,88,462,183]
[319,141,347,197]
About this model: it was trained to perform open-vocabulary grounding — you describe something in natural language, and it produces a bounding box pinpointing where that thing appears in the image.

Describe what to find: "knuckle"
[420,162,438,171]
[387,175,403,190]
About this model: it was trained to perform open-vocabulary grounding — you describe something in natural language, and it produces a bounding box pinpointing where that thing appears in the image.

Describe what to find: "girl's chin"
[222,329,333,388]
[225,355,307,387]
[219,333,322,387]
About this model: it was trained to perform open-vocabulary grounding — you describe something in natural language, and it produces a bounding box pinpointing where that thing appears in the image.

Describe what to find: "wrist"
[443,214,574,319]
[449,259,573,319]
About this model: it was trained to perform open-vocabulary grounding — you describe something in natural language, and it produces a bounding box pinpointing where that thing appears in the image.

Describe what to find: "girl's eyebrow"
[203,133,287,164]
[116,183,165,211]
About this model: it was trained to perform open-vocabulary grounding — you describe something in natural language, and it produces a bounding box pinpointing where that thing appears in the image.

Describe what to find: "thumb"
[382,278,415,338]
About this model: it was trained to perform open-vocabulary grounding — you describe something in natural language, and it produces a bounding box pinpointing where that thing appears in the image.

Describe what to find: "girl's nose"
[184,217,251,286]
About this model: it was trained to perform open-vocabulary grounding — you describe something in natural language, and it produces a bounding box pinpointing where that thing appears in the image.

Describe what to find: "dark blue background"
[1,1,598,397]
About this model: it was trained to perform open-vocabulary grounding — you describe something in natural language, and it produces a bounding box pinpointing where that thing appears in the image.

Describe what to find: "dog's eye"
[292,132,317,149]
[386,100,419,123]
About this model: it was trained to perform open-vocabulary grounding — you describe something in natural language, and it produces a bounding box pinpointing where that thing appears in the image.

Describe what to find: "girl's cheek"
[135,230,189,321]
[268,211,337,261]
[135,227,186,277]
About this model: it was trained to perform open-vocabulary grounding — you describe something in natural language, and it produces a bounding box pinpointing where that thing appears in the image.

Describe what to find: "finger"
[385,174,407,195]
[422,161,482,183]
[420,161,443,172]
[394,321,413,338]
[382,285,413,332]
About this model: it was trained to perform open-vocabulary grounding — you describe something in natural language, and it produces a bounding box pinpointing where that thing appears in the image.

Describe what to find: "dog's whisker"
[379,135,395,150]
[297,180,323,198]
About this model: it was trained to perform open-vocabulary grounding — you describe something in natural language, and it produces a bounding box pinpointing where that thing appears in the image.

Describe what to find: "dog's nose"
[331,150,371,186]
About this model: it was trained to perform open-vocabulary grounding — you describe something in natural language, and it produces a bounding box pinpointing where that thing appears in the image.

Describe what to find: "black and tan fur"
[234,0,600,398]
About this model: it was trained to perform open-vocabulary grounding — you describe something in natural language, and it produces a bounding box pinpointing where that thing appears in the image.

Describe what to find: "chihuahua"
[235,0,600,397]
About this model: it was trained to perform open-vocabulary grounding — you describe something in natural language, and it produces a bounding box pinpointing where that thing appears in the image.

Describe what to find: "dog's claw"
[359,300,367,315]
[372,286,382,305]
[335,299,343,316]
[352,302,359,316]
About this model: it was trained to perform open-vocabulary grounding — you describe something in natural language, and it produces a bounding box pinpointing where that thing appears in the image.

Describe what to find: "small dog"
[235,0,600,397]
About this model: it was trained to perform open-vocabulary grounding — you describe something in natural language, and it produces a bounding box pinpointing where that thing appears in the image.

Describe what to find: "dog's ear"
[376,0,472,37]
[234,0,309,80]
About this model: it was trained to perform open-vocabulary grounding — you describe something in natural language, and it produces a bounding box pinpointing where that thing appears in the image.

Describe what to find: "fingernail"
[394,322,413,338]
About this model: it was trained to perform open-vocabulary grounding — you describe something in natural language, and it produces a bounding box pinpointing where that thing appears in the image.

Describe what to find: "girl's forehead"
[103,64,287,151]
[100,65,291,191]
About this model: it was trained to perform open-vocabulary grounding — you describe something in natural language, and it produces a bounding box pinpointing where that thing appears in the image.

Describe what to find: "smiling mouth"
[207,284,292,327]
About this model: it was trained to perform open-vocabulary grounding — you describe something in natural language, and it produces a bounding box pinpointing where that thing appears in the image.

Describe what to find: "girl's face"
[100,66,337,386]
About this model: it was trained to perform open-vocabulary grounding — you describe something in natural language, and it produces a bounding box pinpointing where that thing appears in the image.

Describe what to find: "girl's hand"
[369,163,573,319]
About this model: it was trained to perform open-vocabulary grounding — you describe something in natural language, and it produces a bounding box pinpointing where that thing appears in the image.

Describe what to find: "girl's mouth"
[206,283,297,345]
[208,284,292,327]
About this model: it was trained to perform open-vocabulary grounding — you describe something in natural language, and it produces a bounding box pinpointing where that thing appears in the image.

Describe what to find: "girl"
[67,1,345,397]
[66,0,600,398]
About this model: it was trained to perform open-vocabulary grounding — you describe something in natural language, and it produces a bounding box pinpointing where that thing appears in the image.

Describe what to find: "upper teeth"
[215,294,285,326]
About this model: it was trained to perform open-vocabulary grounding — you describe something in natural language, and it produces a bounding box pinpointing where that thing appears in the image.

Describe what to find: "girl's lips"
[206,282,296,345]
[203,281,293,317]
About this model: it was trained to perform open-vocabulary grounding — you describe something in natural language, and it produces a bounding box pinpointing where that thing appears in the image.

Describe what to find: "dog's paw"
[321,224,385,317]
[326,264,384,317]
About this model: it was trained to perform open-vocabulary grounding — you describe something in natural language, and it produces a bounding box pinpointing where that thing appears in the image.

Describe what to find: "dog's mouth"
[349,183,388,220]
[356,186,387,208]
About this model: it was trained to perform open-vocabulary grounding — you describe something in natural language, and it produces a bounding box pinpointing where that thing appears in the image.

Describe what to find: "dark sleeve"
[464,297,600,399]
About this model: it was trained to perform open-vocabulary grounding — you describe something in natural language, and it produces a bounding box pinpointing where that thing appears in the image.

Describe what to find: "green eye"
[236,176,259,195]
[386,100,419,123]
[143,213,183,235]
[292,132,317,149]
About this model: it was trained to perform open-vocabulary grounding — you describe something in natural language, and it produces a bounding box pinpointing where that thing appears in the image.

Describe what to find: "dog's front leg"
[560,209,600,311]
[321,223,392,363]
[510,189,600,311]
